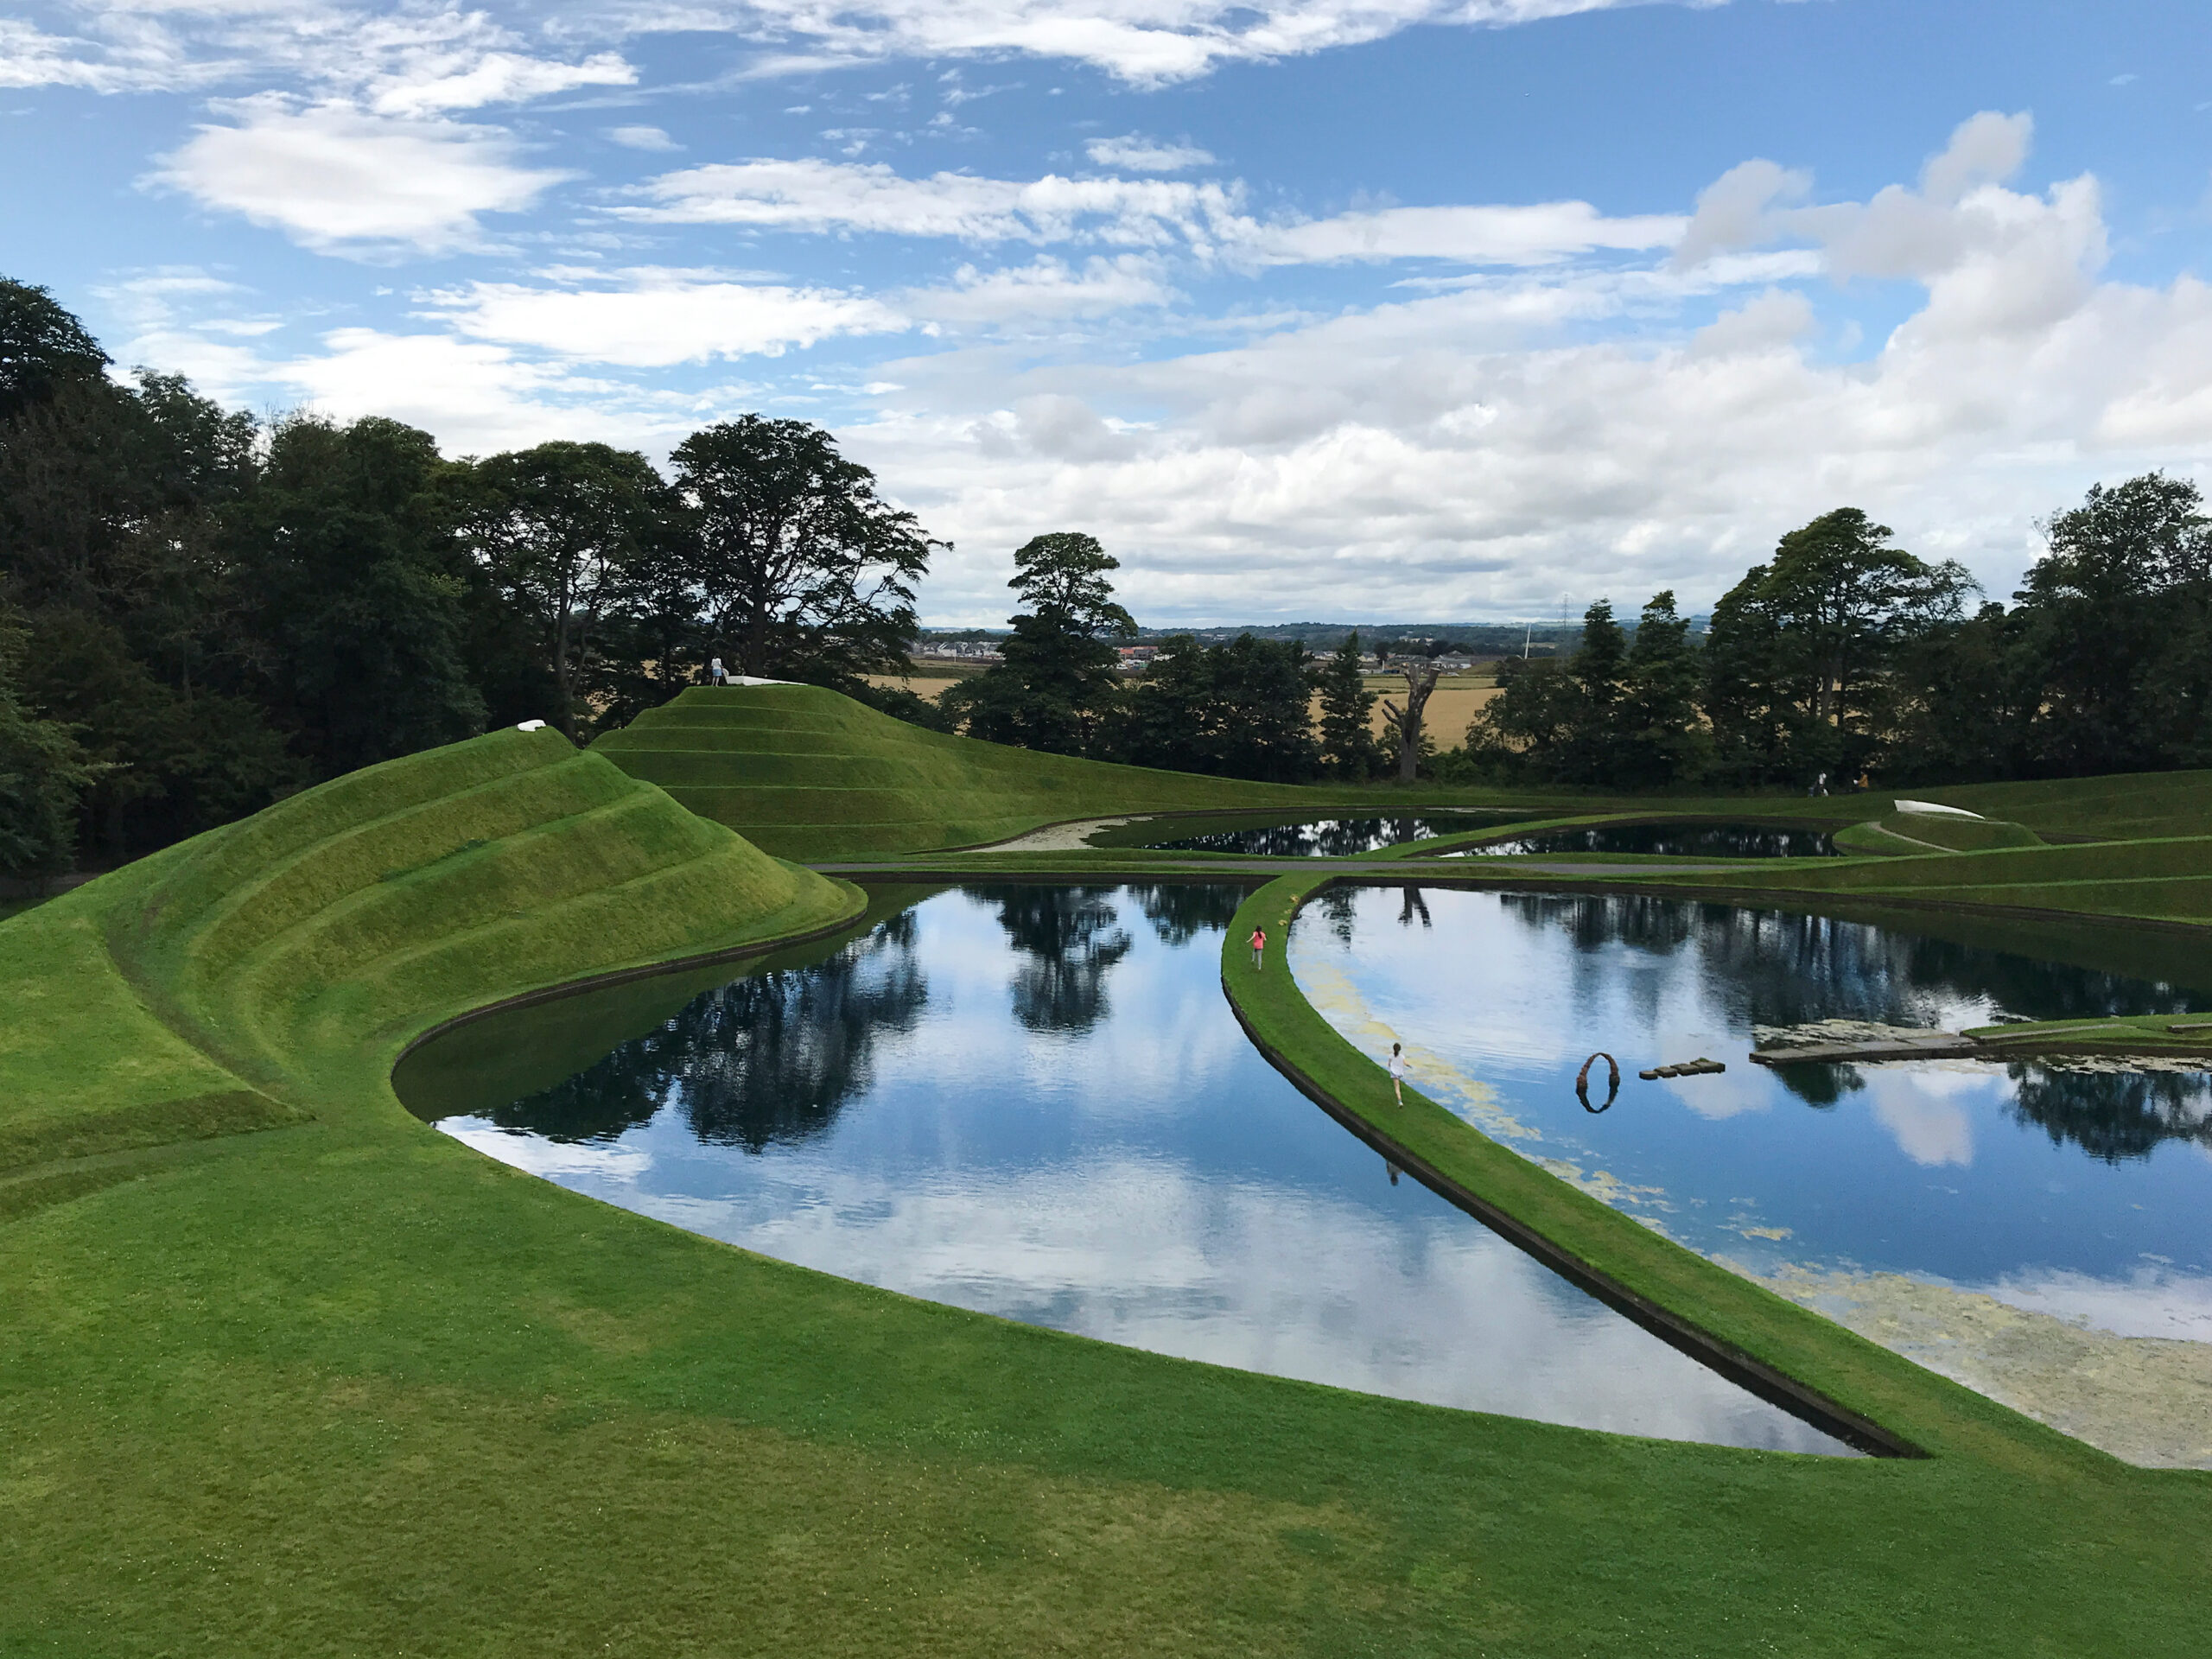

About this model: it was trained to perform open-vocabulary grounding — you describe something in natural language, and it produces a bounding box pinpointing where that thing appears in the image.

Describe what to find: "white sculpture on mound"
[516,720,546,732]
[1893,798,1983,819]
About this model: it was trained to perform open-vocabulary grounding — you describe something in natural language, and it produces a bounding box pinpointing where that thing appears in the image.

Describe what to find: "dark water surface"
[398,883,1850,1453]
[1101,811,1521,855]
[1292,887,2212,1340]
[1447,822,1840,859]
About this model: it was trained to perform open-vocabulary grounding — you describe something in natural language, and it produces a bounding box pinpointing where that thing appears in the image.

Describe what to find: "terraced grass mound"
[1834,813,2045,855]
[0,726,859,1173]
[592,683,1311,855]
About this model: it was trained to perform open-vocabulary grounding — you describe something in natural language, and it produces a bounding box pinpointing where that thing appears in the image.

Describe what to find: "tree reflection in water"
[484,912,927,1151]
[2007,1065,2212,1164]
[1151,816,1486,855]
[1128,883,1244,946]
[984,885,1135,1033]
[1341,887,2212,1154]
[1496,893,2200,1032]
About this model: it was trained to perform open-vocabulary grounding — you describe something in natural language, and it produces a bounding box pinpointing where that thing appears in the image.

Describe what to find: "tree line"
[1468,486,2212,789]
[0,277,941,876]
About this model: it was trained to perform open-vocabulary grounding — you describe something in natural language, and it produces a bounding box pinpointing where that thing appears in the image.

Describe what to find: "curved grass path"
[7,720,2212,1651]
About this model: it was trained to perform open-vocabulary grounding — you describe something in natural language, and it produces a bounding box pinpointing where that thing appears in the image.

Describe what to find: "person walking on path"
[1388,1041,1407,1105]
[1249,925,1267,969]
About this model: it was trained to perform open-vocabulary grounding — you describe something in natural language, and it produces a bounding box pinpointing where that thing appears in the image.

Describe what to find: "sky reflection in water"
[1291,886,2212,1341]
[410,884,1849,1454]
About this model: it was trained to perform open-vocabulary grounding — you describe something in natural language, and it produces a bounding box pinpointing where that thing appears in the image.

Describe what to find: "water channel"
[1290,886,2212,1344]
[1445,823,1840,859]
[397,882,1853,1454]
[1092,811,1522,856]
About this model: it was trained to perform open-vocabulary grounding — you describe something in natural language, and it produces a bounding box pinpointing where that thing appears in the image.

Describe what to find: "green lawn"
[9,703,2212,1652]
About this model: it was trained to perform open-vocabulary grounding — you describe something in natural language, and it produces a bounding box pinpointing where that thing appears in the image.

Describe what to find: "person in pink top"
[1249,925,1266,969]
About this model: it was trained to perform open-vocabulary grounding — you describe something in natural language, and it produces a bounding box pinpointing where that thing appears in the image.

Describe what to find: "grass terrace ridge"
[591,682,1323,855]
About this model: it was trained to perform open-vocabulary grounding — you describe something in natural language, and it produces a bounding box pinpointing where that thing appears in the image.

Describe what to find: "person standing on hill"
[1249,925,1266,969]
[1388,1042,1408,1105]
[709,657,728,685]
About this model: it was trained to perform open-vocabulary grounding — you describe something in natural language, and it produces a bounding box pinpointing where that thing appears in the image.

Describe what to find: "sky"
[5,0,2211,626]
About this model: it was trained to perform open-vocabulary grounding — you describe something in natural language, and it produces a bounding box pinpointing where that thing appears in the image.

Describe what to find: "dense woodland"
[3,272,2208,880]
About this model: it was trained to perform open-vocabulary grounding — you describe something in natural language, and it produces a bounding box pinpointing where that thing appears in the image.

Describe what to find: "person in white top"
[709,657,728,686]
[1387,1042,1407,1105]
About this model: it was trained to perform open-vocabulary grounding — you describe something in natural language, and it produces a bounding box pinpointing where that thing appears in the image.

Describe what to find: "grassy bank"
[9,733,2212,1651]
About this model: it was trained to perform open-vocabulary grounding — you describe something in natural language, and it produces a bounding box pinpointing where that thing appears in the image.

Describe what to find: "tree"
[1314,631,1382,780]
[232,415,486,778]
[944,532,1135,755]
[1377,648,1443,783]
[2010,474,2212,776]
[1617,592,1708,786]
[0,605,93,877]
[464,442,665,741]
[671,416,934,687]
[1704,508,1968,785]
[1112,632,1317,781]
[1884,601,2033,784]
[0,277,109,422]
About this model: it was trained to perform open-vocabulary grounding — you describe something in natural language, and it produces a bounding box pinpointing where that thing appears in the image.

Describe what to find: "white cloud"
[607,124,681,150]
[150,98,571,257]
[906,255,1179,322]
[1247,200,1686,267]
[1086,133,1216,171]
[721,0,1662,86]
[624,156,1251,251]
[827,149,2212,620]
[7,0,1680,102]
[366,49,633,117]
[625,155,1676,270]
[425,270,908,365]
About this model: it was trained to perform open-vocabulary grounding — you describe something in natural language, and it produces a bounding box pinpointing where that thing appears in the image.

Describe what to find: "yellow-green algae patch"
[1751,1262,2212,1469]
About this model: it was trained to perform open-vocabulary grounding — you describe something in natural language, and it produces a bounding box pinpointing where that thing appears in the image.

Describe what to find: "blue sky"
[5,0,2210,624]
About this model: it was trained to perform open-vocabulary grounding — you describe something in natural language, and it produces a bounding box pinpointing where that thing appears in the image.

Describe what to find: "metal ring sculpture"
[1575,1051,1621,1114]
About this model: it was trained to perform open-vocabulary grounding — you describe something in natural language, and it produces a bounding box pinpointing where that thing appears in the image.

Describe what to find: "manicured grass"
[11,721,2212,1651]
[1834,814,2045,855]
[591,683,1325,856]
[1929,768,2212,841]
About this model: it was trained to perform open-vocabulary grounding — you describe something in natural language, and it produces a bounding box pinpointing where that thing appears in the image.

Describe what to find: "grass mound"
[592,683,1311,855]
[1908,769,2212,841]
[0,726,859,1170]
[1835,813,2045,855]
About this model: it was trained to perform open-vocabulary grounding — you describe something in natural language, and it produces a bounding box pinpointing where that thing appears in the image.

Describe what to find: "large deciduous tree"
[1704,509,1969,785]
[671,416,933,687]
[944,531,1135,755]
[464,442,664,741]
[2010,474,2212,775]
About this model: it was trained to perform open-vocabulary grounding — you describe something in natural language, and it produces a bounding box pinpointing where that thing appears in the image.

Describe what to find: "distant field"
[871,669,1503,741]
[1354,673,1500,742]
[864,672,967,702]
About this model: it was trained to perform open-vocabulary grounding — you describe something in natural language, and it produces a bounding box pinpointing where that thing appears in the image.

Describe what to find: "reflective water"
[1292,886,2212,1340]
[1446,823,1840,859]
[397,883,1851,1453]
[1104,811,1521,855]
